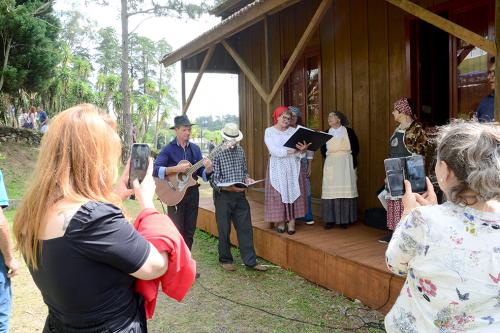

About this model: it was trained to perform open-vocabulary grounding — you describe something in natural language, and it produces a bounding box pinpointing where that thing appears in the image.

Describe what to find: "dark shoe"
[378,234,392,244]
[305,220,315,225]
[276,226,285,233]
[287,228,296,235]
[195,272,201,279]
[222,263,236,271]
[324,223,334,230]
[248,264,268,272]
[340,224,348,229]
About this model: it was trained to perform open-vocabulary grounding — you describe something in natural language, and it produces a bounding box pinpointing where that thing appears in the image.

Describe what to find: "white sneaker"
[305,220,315,225]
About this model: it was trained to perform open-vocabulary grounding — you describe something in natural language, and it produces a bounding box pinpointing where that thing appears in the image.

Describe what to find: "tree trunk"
[121,0,132,161]
[154,64,162,148]
[0,36,12,92]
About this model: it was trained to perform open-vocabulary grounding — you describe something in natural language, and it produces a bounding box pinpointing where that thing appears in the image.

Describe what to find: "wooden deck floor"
[197,196,404,314]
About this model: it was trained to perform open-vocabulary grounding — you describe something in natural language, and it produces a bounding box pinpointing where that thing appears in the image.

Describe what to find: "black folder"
[284,125,333,151]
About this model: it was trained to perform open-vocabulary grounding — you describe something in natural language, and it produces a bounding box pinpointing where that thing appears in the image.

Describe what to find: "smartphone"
[128,143,151,189]
[384,158,405,173]
[386,170,405,197]
[405,155,427,193]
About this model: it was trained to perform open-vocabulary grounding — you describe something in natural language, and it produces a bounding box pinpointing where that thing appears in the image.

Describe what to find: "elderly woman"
[385,120,500,332]
[264,106,309,235]
[13,104,171,332]
[380,97,429,243]
[321,111,359,229]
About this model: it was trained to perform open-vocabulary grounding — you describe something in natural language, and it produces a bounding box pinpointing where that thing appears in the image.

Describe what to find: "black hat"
[170,115,195,129]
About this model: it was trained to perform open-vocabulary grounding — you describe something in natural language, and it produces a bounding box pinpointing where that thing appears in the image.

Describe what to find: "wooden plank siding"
[184,0,460,216]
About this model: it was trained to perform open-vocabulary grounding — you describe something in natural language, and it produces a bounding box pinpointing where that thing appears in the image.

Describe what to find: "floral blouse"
[385,202,500,333]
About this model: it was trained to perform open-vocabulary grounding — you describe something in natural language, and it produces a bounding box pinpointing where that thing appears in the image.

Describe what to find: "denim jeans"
[0,255,12,333]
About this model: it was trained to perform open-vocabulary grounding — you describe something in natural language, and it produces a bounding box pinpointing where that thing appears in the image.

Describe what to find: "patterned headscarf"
[288,106,302,118]
[273,106,289,124]
[394,97,414,118]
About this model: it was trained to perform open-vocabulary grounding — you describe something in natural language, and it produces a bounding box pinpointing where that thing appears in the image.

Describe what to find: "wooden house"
[160,0,498,311]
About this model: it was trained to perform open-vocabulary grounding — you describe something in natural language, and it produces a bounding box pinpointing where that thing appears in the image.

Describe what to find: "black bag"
[364,208,388,230]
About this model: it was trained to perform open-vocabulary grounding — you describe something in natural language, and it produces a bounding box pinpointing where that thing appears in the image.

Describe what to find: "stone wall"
[0,126,41,145]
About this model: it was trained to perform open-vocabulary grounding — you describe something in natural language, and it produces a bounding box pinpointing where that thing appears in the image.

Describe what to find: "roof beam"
[267,0,333,103]
[161,0,300,67]
[385,0,495,55]
[182,46,215,115]
[222,40,269,102]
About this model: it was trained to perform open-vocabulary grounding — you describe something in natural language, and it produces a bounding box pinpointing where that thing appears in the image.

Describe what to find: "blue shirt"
[39,111,48,124]
[0,170,9,208]
[153,139,208,181]
[476,93,495,123]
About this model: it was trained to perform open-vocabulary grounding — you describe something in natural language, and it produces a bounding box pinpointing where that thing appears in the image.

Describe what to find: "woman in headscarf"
[264,106,309,235]
[379,97,430,243]
[320,111,359,229]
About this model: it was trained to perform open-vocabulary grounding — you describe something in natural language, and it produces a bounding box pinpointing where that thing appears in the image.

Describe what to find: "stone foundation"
[0,126,41,145]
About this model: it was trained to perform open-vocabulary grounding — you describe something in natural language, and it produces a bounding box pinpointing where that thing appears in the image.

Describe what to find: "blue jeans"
[299,158,314,221]
[0,255,12,333]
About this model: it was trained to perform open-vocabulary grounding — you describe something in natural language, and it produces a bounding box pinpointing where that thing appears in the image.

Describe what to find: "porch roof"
[160,0,299,67]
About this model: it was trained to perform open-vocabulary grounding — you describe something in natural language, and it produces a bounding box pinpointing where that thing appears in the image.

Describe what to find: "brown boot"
[222,263,236,271]
[249,264,268,272]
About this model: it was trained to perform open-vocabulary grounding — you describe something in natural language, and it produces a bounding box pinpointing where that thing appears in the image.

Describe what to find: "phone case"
[128,144,151,189]
[386,170,405,197]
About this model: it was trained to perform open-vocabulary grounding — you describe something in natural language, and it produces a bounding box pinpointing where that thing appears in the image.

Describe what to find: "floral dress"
[385,202,500,332]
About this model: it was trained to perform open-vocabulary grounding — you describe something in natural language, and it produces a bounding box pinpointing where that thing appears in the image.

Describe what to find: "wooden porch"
[196,196,405,314]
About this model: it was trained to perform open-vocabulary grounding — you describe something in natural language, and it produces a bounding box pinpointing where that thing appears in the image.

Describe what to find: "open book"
[284,125,332,151]
[216,179,265,188]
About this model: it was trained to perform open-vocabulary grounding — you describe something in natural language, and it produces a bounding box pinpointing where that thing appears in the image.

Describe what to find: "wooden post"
[265,16,273,127]
[222,40,269,102]
[385,0,495,55]
[181,61,186,110]
[183,46,215,115]
[496,0,500,121]
[267,0,333,103]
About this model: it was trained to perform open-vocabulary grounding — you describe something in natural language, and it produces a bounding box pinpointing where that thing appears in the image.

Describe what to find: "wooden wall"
[231,0,450,216]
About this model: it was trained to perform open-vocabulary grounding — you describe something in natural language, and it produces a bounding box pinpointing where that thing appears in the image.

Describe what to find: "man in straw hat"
[209,123,267,272]
[153,115,212,277]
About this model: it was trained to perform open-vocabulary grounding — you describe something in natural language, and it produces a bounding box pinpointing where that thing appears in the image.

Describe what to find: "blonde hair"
[13,104,123,269]
[436,120,500,205]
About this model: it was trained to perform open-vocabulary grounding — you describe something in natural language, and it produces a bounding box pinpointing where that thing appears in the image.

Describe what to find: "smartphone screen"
[384,158,404,173]
[405,155,427,193]
[128,144,151,189]
[387,170,405,197]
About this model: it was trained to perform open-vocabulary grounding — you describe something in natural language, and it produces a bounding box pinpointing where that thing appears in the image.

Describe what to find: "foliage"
[0,0,61,122]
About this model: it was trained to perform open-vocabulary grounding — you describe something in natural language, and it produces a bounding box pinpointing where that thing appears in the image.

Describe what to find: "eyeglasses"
[281,116,291,121]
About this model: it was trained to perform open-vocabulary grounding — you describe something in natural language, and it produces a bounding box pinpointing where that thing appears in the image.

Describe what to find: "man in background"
[0,170,19,333]
[38,107,49,134]
[475,57,495,123]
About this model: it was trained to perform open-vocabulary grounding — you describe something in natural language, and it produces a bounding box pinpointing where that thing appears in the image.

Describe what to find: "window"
[284,49,322,129]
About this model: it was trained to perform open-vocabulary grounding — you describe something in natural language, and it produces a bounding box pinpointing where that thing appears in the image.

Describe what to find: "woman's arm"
[130,244,168,280]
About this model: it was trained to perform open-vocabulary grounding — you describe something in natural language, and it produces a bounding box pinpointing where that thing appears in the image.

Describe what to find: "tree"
[0,0,61,95]
[91,0,211,160]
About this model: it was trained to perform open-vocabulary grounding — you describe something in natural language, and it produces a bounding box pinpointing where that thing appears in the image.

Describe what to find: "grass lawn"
[0,142,385,333]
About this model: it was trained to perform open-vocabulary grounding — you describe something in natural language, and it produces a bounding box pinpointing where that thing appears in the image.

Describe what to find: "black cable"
[374,275,394,311]
[196,278,386,332]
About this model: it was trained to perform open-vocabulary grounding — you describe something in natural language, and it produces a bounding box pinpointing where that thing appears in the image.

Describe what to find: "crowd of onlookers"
[15,105,49,133]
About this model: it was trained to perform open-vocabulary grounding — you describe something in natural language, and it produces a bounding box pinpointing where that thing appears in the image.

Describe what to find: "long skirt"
[387,198,404,230]
[322,198,358,225]
[264,164,307,222]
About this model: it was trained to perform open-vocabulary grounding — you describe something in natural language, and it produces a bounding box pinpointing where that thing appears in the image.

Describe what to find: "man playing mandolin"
[153,115,212,277]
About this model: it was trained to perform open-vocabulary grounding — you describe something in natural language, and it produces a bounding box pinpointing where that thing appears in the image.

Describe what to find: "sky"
[53,0,239,121]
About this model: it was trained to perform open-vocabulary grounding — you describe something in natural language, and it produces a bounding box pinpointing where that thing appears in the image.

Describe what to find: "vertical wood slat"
[334,0,353,121]
[368,0,391,208]
[350,0,371,214]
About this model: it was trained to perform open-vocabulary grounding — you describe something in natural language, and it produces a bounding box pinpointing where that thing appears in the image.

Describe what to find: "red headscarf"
[273,106,289,125]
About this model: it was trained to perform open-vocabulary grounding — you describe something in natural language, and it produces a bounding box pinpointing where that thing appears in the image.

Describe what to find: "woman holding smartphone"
[13,104,168,332]
[385,121,500,332]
